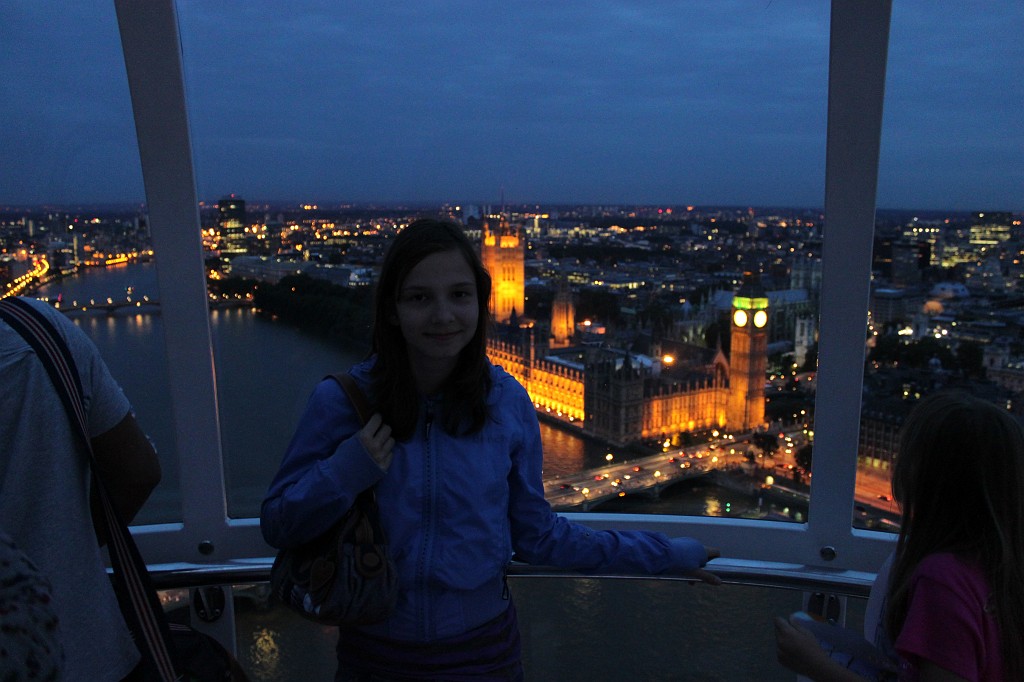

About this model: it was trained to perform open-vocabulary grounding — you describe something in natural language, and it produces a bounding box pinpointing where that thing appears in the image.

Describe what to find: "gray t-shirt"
[0,298,139,681]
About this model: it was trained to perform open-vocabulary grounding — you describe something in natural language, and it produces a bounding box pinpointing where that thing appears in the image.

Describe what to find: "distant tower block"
[217,194,247,257]
[480,213,524,323]
[727,276,768,431]
[550,279,575,348]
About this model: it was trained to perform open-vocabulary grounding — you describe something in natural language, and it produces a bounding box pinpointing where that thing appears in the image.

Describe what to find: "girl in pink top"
[775,391,1024,681]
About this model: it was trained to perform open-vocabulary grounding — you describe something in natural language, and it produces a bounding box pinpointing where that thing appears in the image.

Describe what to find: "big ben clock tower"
[727,277,768,431]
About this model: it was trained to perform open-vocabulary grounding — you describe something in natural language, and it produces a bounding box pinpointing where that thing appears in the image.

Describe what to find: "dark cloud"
[1,1,1019,210]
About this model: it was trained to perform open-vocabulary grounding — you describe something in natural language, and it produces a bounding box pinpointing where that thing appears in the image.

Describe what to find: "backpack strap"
[0,297,182,682]
[328,372,373,425]
[0,297,88,444]
[326,372,379,510]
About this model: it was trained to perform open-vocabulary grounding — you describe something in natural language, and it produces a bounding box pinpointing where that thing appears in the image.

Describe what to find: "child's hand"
[773,614,834,679]
[359,413,395,471]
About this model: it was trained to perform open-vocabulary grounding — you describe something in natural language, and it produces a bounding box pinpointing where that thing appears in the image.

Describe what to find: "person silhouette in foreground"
[1,297,161,681]
[775,390,1024,681]
[263,218,720,681]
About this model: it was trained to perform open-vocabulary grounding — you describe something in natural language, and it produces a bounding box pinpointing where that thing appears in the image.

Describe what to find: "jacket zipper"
[416,400,436,639]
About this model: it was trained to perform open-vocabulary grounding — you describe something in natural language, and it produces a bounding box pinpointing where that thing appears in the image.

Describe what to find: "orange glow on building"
[480,214,525,323]
[482,221,767,445]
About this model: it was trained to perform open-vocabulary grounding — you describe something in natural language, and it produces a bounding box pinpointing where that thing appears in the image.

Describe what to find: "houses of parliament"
[479,214,768,447]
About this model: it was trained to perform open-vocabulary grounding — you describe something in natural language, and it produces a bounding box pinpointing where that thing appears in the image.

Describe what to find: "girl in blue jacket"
[261,218,719,681]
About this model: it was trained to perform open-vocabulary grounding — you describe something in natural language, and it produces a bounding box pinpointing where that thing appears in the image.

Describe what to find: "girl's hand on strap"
[359,413,395,471]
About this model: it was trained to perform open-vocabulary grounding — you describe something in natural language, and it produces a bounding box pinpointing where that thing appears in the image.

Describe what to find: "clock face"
[753,309,768,328]
[733,309,748,327]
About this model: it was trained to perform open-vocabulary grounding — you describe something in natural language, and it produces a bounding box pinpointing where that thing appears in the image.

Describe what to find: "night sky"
[2,1,1020,211]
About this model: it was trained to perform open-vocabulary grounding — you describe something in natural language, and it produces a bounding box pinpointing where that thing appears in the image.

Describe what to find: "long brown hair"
[368,218,492,440]
[885,391,1024,679]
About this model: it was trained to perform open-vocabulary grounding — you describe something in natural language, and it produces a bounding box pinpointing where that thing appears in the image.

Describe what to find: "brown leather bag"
[268,373,398,626]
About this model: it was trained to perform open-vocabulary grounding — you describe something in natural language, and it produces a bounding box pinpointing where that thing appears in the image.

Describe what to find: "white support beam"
[113,0,244,563]
[808,0,894,570]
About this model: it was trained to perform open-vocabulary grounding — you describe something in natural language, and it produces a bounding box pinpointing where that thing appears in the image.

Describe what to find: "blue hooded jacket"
[261,359,708,642]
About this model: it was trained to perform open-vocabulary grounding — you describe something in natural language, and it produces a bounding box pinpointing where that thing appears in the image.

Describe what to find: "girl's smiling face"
[392,249,480,385]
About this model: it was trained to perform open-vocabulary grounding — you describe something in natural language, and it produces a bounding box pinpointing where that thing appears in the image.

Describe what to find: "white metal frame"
[114,0,895,578]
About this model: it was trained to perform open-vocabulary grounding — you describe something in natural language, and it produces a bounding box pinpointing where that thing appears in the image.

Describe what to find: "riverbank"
[589,466,899,531]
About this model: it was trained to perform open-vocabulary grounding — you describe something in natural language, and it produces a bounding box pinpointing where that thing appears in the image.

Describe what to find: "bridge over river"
[51,294,252,314]
[543,442,754,511]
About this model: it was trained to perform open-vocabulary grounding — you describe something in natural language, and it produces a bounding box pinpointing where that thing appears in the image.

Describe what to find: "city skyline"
[0,195,1010,218]
[1,2,1021,212]
[2,194,1020,511]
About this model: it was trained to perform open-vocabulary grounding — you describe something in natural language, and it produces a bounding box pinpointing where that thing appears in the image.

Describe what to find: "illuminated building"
[726,279,768,432]
[483,224,768,445]
[218,195,248,258]
[969,212,1014,248]
[480,213,525,323]
[549,278,575,349]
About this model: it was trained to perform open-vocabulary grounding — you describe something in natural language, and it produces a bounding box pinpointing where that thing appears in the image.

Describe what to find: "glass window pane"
[861,2,1024,529]
[1,0,181,523]
[176,2,829,519]
[231,575,818,680]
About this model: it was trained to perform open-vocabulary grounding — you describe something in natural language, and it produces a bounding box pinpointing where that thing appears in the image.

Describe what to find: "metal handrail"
[147,557,874,599]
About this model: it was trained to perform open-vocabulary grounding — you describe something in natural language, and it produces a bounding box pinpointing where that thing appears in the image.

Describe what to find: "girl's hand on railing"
[690,546,723,585]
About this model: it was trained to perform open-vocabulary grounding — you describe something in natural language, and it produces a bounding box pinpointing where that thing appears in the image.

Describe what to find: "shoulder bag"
[0,296,247,682]
[268,372,398,626]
